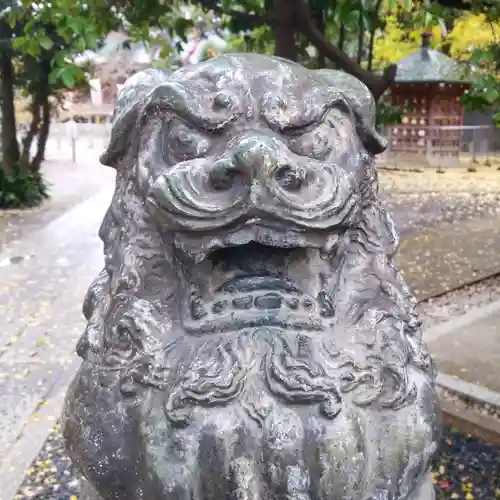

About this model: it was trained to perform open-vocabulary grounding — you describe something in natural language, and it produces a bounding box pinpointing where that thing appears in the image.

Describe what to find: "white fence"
[46,121,113,162]
[14,120,113,163]
[380,124,500,166]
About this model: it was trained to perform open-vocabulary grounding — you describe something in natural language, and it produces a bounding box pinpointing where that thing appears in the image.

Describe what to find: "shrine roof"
[395,47,469,84]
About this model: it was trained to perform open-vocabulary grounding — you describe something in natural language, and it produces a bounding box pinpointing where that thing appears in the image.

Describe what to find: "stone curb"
[435,371,500,447]
[422,302,500,446]
[436,372,500,409]
[423,298,500,343]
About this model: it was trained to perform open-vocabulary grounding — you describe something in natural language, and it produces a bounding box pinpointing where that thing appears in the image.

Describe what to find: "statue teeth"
[254,293,282,310]
[212,300,228,314]
[203,293,337,318]
[190,293,208,320]
[205,294,333,316]
[232,295,253,309]
[285,297,299,310]
[303,297,315,311]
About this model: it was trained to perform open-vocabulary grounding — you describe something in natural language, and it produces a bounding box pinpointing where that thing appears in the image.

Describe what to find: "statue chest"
[140,384,441,500]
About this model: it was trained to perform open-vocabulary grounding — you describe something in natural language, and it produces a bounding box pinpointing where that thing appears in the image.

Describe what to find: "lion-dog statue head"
[63,53,441,500]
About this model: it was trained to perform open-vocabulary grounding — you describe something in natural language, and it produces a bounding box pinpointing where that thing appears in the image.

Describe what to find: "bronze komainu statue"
[63,53,441,500]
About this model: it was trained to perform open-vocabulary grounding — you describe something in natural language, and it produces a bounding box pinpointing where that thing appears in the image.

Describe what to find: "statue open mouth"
[182,240,336,335]
[170,219,345,263]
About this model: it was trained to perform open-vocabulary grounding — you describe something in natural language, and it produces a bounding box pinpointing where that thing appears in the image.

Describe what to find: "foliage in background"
[447,13,500,61]
[455,8,500,125]
[371,7,500,126]
[0,161,49,208]
[461,46,500,125]
[179,0,427,98]
[1,0,171,207]
[1,0,104,178]
[372,15,443,69]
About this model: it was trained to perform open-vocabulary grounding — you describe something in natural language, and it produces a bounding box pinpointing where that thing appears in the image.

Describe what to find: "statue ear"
[315,69,387,156]
[100,69,173,168]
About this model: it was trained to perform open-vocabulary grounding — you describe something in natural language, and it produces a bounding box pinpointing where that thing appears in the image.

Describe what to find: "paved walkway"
[425,300,500,395]
[0,147,113,253]
[0,187,113,500]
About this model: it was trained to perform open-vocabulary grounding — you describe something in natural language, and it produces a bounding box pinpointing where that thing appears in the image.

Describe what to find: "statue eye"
[162,119,212,163]
[288,124,333,161]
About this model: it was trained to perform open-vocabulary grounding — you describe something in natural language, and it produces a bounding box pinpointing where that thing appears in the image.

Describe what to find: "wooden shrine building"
[388,32,469,161]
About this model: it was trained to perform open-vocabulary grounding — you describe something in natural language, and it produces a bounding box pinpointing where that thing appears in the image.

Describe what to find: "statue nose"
[231,136,279,178]
[207,136,305,192]
[207,160,244,191]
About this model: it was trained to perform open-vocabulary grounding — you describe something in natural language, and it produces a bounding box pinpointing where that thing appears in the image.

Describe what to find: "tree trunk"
[0,45,20,176]
[290,0,396,99]
[367,0,383,71]
[20,57,53,172]
[31,94,51,172]
[356,2,364,64]
[338,24,345,53]
[272,0,298,61]
[313,8,326,68]
[19,92,43,171]
[29,61,52,172]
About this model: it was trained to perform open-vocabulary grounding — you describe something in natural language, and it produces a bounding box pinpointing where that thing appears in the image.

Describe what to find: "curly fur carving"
[64,53,441,500]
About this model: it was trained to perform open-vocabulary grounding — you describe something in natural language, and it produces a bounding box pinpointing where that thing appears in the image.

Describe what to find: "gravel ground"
[384,191,500,238]
[432,427,500,500]
[378,166,500,237]
[13,423,500,500]
[377,166,500,329]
